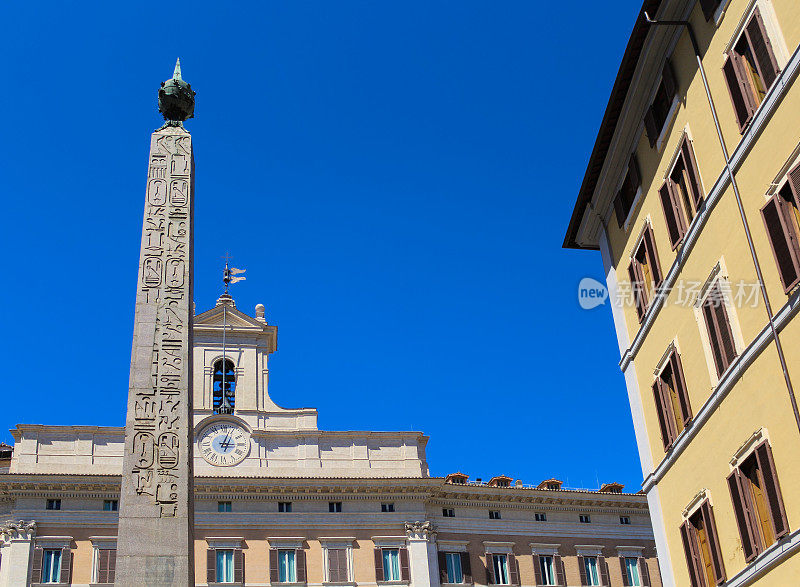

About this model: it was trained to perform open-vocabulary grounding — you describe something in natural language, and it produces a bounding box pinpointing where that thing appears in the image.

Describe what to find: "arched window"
[212,359,236,414]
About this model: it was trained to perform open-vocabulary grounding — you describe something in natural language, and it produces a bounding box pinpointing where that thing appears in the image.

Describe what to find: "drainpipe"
[643,12,800,436]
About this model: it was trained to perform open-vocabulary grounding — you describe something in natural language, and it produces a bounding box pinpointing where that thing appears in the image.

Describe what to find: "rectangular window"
[442,508,455,517]
[535,512,547,522]
[382,548,401,581]
[727,440,789,562]
[278,549,297,583]
[628,224,663,321]
[327,547,349,582]
[95,548,116,584]
[42,549,62,583]
[445,552,464,584]
[659,137,703,249]
[102,500,118,511]
[625,558,642,586]
[46,499,61,510]
[216,549,234,583]
[723,6,781,131]
[680,500,726,587]
[492,554,509,585]
[579,514,591,523]
[381,502,395,512]
[702,283,738,377]
[644,61,678,147]
[278,501,292,513]
[761,167,800,292]
[218,501,232,512]
[652,349,693,451]
[583,556,600,586]
[489,510,501,520]
[699,0,722,21]
[539,555,556,586]
[620,516,631,525]
[329,501,342,513]
[613,155,642,227]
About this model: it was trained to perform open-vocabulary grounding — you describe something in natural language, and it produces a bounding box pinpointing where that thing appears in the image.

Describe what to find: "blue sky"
[1,1,645,490]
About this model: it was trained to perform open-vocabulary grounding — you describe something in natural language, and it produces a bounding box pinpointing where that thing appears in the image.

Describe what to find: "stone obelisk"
[116,60,196,586]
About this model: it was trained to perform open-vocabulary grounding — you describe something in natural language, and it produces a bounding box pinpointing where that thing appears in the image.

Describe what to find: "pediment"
[194,304,267,331]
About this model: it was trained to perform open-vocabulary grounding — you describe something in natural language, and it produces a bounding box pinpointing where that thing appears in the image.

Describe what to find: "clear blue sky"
[1,1,645,490]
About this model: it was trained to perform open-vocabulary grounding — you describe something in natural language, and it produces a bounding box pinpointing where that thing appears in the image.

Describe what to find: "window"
[270,548,306,584]
[278,549,297,583]
[212,358,236,414]
[620,516,631,525]
[580,556,601,586]
[278,501,292,513]
[535,512,547,522]
[699,0,722,21]
[727,440,788,562]
[216,549,234,583]
[42,549,62,583]
[218,501,232,513]
[326,547,350,582]
[613,155,642,227]
[102,500,118,511]
[680,500,726,587]
[489,510,501,520]
[644,61,678,147]
[579,514,591,523]
[538,555,556,586]
[701,283,738,377]
[624,558,642,587]
[445,552,463,583]
[660,137,704,248]
[329,501,342,513]
[46,499,61,510]
[491,554,510,585]
[381,502,395,512]
[94,548,116,584]
[628,224,663,321]
[652,348,693,451]
[761,166,800,292]
[442,508,455,518]
[382,548,401,581]
[723,7,781,131]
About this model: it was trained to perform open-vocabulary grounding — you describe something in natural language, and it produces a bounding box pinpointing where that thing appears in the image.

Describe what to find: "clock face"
[197,422,250,466]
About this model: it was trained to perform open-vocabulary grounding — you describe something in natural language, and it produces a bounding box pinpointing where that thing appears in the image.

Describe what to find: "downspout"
[644,12,800,437]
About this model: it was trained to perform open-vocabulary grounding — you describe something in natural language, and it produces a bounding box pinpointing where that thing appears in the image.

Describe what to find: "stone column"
[405,521,441,587]
[0,520,36,587]
[115,123,195,586]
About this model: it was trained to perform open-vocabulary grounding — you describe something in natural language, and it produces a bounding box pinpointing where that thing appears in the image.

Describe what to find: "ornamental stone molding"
[405,520,435,540]
[1,520,36,541]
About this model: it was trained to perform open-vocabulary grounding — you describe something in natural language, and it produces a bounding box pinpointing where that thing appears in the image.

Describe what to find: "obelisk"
[116,60,196,586]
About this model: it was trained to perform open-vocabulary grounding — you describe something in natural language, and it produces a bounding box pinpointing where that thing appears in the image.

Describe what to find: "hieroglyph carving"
[129,131,192,518]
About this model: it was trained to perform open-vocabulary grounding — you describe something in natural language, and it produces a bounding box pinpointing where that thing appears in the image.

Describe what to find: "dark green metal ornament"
[158,58,195,126]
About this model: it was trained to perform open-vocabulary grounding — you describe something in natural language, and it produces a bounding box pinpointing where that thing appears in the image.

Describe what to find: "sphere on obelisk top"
[158,58,196,123]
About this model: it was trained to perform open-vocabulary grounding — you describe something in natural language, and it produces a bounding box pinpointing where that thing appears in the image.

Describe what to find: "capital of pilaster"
[1,520,37,543]
[405,520,435,541]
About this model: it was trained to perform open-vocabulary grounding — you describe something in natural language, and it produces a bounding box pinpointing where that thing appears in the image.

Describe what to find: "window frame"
[628,222,664,322]
[613,155,643,229]
[579,514,591,524]
[534,512,547,522]
[761,164,800,293]
[652,345,693,452]
[91,540,117,584]
[215,548,235,584]
[620,516,631,525]
[694,266,743,384]
[211,357,237,415]
[680,498,726,587]
[644,61,679,150]
[659,134,704,250]
[218,501,232,513]
[329,501,343,513]
[102,499,118,512]
[381,502,395,513]
[46,498,61,511]
[278,501,292,513]
[323,543,353,584]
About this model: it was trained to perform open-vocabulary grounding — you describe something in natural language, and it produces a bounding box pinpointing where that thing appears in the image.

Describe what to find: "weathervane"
[219,254,246,415]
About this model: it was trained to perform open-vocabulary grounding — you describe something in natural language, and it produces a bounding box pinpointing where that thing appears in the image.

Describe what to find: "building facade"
[1,295,659,586]
[565,0,800,586]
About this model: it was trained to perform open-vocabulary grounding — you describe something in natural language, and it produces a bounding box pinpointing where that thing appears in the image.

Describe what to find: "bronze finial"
[158,58,195,124]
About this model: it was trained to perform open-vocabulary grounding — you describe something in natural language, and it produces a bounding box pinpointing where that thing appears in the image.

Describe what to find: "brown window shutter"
[533,554,543,585]
[296,549,307,583]
[679,522,702,587]
[629,258,648,322]
[578,556,587,586]
[207,549,217,583]
[439,551,448,583]
[702,298,727,377]
[700,501,726,584]
[670,351,693,424]
[727,468,759,561]
[486,554,496,584]
[754,440,790,539]
[788,163,800,207]
[652,378,676,450]
[644,109,658,148]
[722,54,754,131]
[461,552,473,584]
[399,547,410,581]
[60,547,72,584]
[662,60,678,101]
[234,549,244,584]
[643,225,664,286]
[555,556,566,586]
[746,7,780,90]
[270,549,280,584]
[699,0,719,21]
[639,558,651,586]
[508,554,520,585]
[598,556,610,586]
[108,549,117,584]
[713,299,737,369]
[97,549,108,584]
[629,155,641,192]
[31,547,43,584]
[681,140,704,209]
[614,194,627,227]
[761,194,800,292]
[659,182,686,248]
[619,557,630,586]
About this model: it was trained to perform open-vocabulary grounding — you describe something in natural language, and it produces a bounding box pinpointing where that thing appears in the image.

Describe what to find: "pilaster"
[405,521,440,587]
[0,520,36,587]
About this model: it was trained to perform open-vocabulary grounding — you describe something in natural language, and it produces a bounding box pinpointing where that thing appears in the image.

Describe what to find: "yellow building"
[565,0,800,585]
